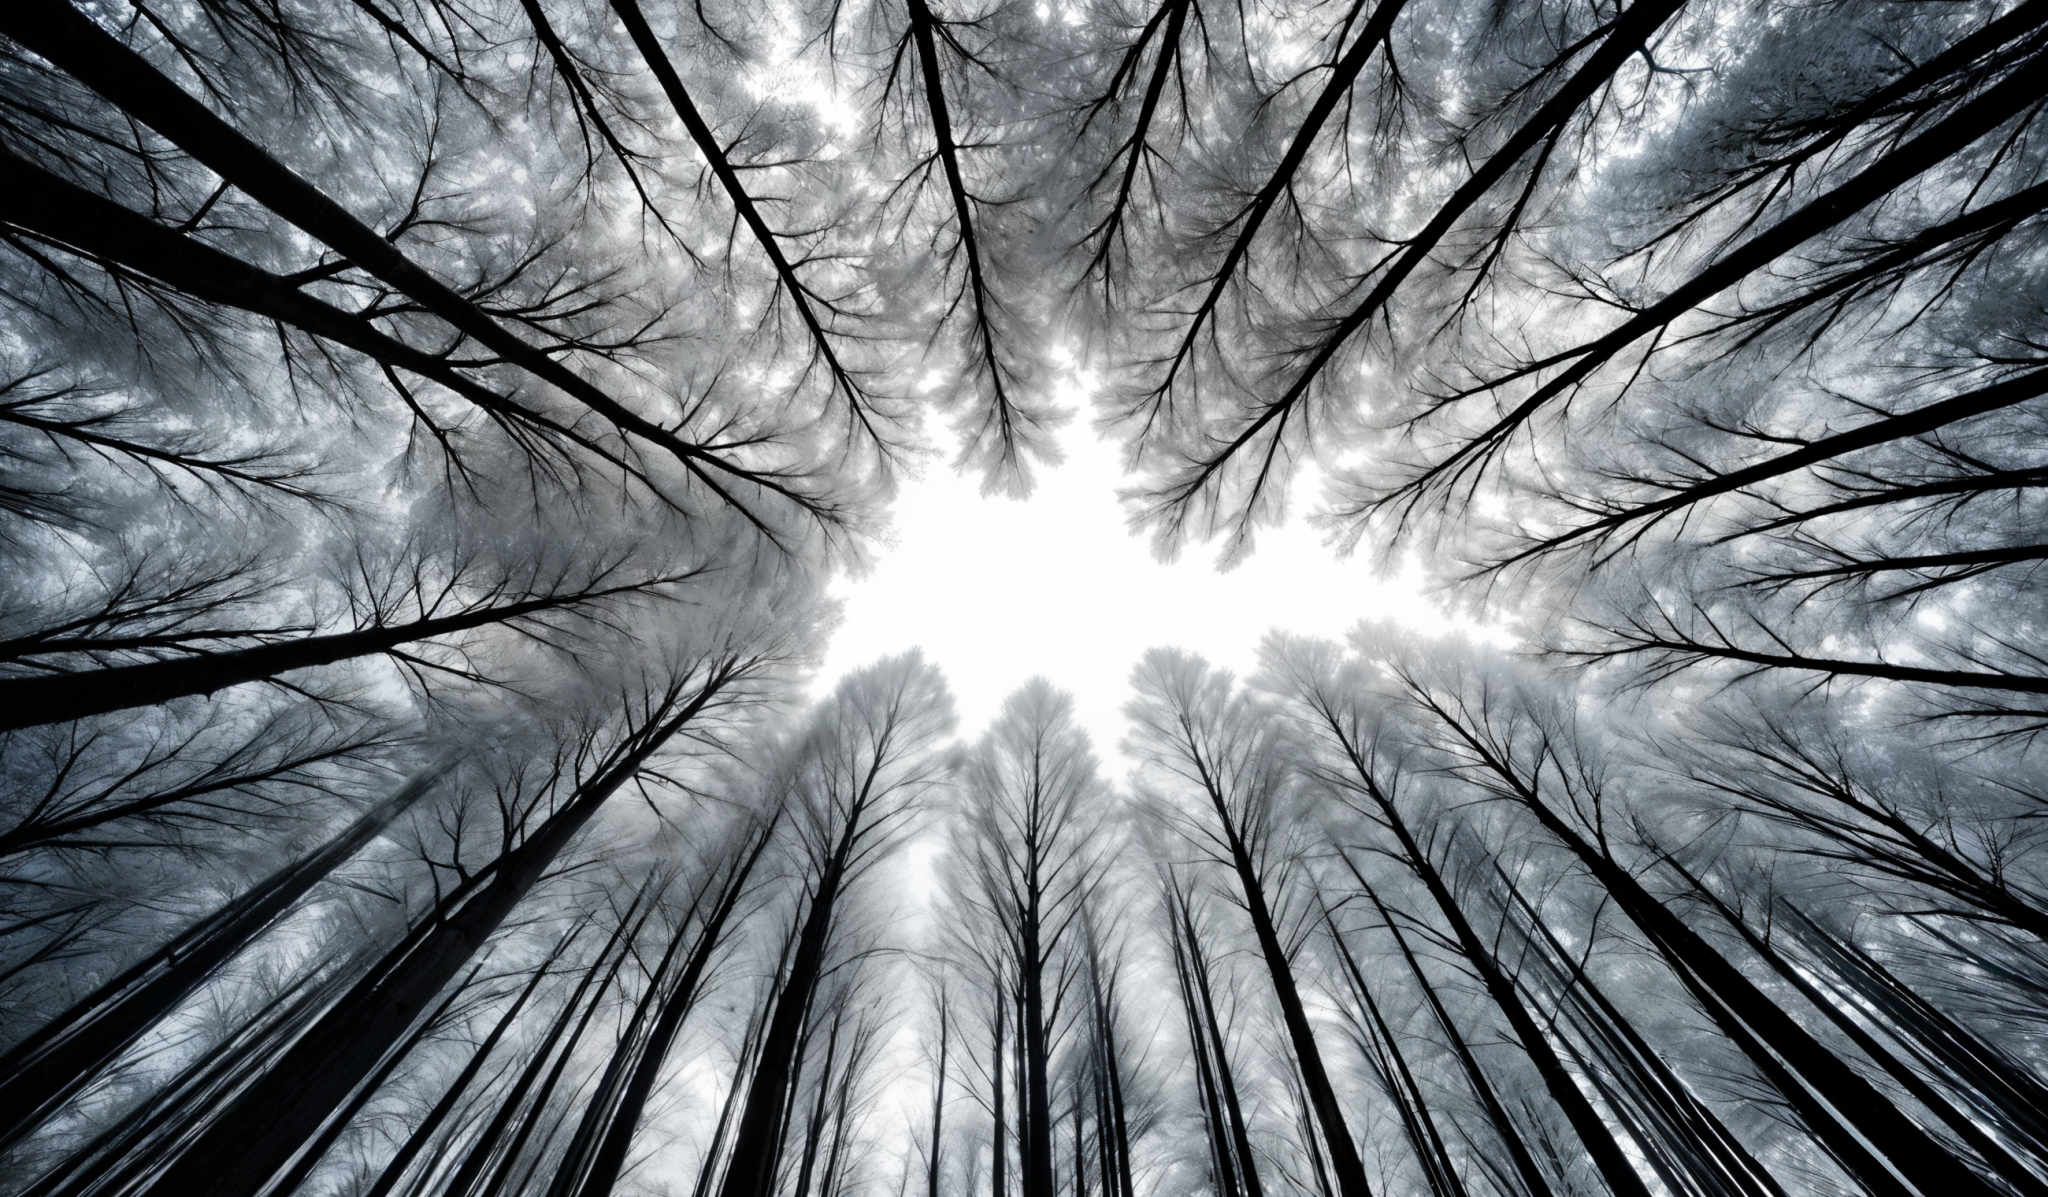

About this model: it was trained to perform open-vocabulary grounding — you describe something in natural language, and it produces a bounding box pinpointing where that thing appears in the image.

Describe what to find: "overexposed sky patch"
[815,422,1495,776]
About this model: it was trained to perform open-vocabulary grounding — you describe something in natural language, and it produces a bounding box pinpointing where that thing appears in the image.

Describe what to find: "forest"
[1,0,2045,1194]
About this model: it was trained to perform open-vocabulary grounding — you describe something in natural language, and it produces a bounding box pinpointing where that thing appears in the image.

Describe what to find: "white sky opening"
[814,424,1498,778]
[812,409,1514,990]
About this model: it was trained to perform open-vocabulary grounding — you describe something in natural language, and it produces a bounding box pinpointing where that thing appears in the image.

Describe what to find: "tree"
[8,2,2048,1193]
[939,679,1111,1197]
[107,647,778,1196]
[0,763,443,1154]
[712,653,954,1197]
[1128,649,1376,1197]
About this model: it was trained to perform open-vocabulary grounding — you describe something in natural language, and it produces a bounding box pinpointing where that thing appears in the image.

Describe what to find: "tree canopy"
[4,1,2047,1195]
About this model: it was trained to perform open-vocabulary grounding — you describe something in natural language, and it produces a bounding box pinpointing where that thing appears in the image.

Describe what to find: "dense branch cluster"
[3,1,2047,1196]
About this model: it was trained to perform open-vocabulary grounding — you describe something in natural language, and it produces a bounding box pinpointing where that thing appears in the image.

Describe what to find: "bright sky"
[814,419,1485,778]
[811,416,1492,1153]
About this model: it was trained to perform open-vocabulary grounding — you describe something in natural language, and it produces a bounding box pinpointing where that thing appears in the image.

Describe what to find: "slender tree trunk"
[1798,912,2048,1142]
[1511,326,2048,562]
[1742,466,2048,539]
[790,1001,850,1197]
[1413,690,2003,1196]
[1170,906,1240,1197]
[1081,0,1195,290]
[1493,868,1785,1197]
[20,961,357,1197]
[266,953,497,1195]
[693,1001,771,1197]
[1188,767,1372,1197]
[900,0,1026,442]
[558,820,777,1197]
[1610,636,2048,695]
[1073,1072,1088,1197]
[144,668,739,1195]
[440,886,658,1197]
[1170,878,1266,1197]
[1085,925,1136,1197]
[714,857,847,1196]
[1667,861,2043,1189]
[818,1022,868,1197]
[928,984,951,1197]
[1367,888,1557,1197]
[1320,900,1468,1197]
[1092,1065,1115,1197]
[545,898,699,1197]
[0,766,443,1150]
[1330,825,1650,1197]
[360,929,576,1197]
[993,977,1008,1197]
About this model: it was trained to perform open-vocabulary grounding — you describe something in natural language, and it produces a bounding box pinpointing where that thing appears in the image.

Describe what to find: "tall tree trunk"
[441,885,659,1197]
[1168,875,1266,1197]
[993,977,1008,1197]
[1492,866,1785,1197]
[359,925,580,1197]
[818,1018,870,1197]
[1330,819,1650,1197]
[1021,903,1054,1197]
[20,960,359,1197]
[928,983,950,1197]
[265,952,498,1195]
[144,665,741,1195]
[556,819,777,1197]
[1666,860,2043,1189]
[1188,762,1373,1197]
[1073,1071,1089,1197]
[692,999,772,1197]
[1367,887,1556,1197]
[1521,365,2048,561]
[1084,922,1136,1197]
[714,857,848,1196]
[789,1000,850,1197]
[544,891,701,1197]
[0,766,443,1150]
[1411,687,2003,1196]
[1172,911,1241,1197]
[1319,898,1468,1197]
